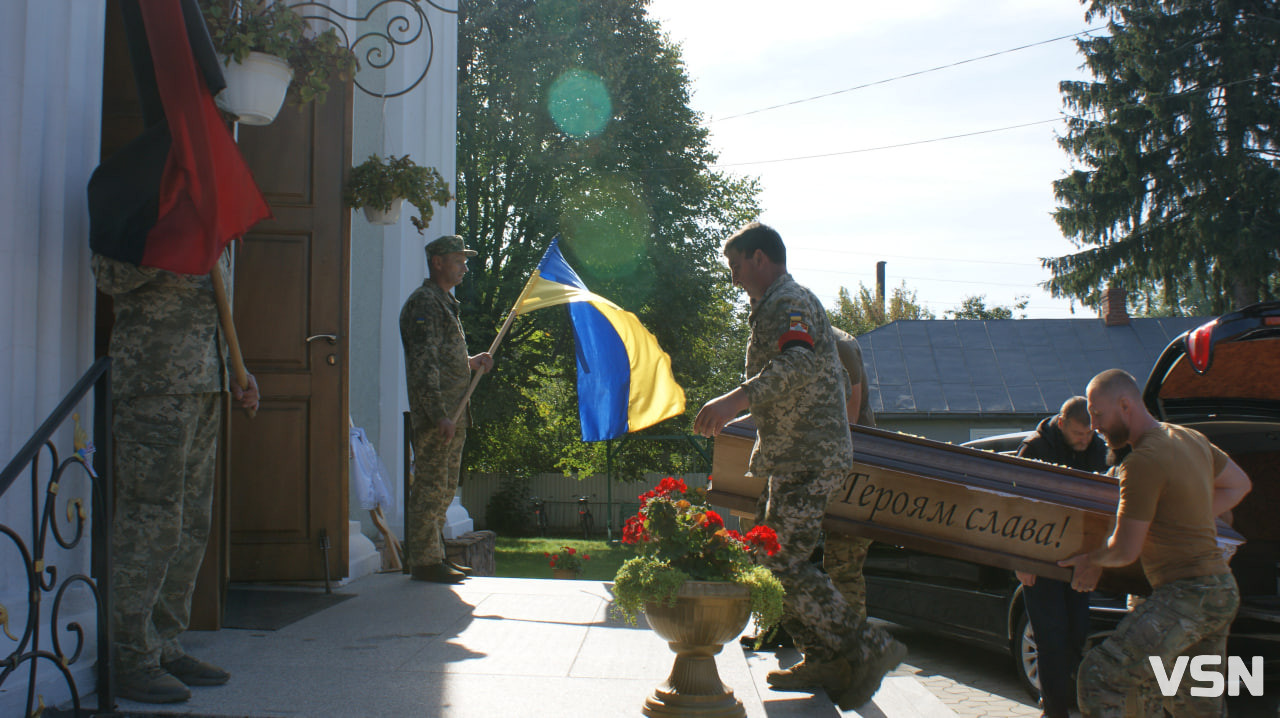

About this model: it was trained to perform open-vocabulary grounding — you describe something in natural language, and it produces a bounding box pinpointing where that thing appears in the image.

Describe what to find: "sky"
[644,0,1108,319]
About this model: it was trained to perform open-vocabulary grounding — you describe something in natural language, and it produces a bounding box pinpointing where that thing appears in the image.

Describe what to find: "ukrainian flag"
[514,238,686,441]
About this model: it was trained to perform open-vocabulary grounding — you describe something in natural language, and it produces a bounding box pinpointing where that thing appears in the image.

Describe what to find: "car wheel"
[1012,609,1041,702]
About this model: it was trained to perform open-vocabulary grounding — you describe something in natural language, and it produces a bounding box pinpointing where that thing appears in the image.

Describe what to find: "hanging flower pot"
[215,51,293,126]
[362,197,404,226]
[344,155,453,234]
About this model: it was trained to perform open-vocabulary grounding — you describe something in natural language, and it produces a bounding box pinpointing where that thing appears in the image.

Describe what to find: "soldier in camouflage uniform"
[93,252,259,704]
[695,222,906,711]
[400,235,492,584]
[825,327,875,625]
[1059,369,1251,717]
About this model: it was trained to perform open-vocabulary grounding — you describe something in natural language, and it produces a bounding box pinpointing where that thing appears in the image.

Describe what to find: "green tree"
[1048,0,1280,314]
[828,281,935,336]
[944,294,1030,320]
[455,0,760,479]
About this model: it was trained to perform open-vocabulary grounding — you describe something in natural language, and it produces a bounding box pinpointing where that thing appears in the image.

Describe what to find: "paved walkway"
[104,573,1043,717]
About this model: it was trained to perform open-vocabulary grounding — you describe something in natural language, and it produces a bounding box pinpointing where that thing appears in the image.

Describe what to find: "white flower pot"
[215,51,294,126]
[362,198,404,226]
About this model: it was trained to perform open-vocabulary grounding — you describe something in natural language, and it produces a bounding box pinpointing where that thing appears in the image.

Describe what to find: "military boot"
[443,558,473,575]
[410,561,466,583]
[116,666,191,704]
[162,654,231,686]
[834,638,907,710]
[766,656,853,693]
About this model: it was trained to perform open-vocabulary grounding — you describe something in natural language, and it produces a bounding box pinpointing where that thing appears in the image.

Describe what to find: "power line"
[713,28,1102,122]
[786,245,1044,268]
[710,118,1064,168]
[795,266,1047,289]
[704,70,1280,170]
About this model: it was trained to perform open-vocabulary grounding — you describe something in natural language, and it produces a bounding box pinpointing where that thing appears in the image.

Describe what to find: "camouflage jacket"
[91,253,228,397]
[400,279,472,430]
[742,273,853,475]
[834,326,875,427]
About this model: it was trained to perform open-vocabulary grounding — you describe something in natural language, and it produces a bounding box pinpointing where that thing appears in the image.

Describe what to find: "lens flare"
[548,69,612,139]
[560,176,651,281]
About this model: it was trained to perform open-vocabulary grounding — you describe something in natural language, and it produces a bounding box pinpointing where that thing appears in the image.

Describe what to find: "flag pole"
[211,261,255,418]
[449,274,537,424]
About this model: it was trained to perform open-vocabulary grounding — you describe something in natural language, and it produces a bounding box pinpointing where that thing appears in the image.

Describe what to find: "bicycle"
[573,495,595,539]
[530,496,549,537]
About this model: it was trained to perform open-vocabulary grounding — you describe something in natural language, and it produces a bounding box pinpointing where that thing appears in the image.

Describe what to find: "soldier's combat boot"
[443,558,473,575]
[117,666,192,704]
[411,561,466,583]
[162,654,231,686]
[834,638,907,710]
[766,656,853,693]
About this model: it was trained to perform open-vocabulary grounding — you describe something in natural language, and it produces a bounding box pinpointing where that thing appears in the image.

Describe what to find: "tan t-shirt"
[1115,423,1230,586]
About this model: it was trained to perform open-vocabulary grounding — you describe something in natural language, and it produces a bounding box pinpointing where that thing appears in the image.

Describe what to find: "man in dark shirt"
[1015,396,1106,718]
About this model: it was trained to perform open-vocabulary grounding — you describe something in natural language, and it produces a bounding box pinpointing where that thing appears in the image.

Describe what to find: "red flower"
[566,547,576,554]
[583,554,591,561]
[622,514,651,544]
[638,476,690,507]
[745,525,781,556]
[701,510,725,530]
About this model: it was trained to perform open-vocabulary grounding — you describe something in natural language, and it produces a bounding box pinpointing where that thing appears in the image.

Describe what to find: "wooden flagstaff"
[448,271,539,424]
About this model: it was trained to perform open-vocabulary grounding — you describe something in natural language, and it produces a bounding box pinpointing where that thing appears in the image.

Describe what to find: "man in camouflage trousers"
[400,235,492,584]
[825,326,876,625]
[695,222,906,711]
[1059,369,1251,717]
[94,252,259,704]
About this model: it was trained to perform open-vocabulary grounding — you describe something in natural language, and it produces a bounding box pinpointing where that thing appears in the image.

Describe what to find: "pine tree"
[1049,0,1280,314]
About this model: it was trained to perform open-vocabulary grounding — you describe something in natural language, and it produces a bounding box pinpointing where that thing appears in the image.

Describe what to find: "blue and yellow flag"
[514,238,685,441]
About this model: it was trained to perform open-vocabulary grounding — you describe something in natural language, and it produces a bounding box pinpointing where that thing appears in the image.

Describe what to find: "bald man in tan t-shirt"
[1059,369,1251,717]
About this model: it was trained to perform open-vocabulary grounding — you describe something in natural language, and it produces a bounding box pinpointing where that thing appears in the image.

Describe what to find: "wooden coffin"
[708,416,1243,590]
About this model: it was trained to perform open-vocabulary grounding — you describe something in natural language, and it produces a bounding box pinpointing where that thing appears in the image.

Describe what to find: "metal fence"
[459,472,710,537]
[0,357,114,716]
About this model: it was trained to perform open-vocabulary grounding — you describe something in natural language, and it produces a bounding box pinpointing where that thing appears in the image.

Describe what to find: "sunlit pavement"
[98,573,1275,717]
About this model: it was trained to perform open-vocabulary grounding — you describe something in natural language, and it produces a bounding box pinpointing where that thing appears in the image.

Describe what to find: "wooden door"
[228,87,352,581]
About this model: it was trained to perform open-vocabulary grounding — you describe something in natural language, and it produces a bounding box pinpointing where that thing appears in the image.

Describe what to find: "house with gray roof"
[859,299,1207,444]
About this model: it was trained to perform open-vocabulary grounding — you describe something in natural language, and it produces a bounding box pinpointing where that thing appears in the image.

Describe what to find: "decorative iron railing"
[291,0,458,99]
[0,358,113,717]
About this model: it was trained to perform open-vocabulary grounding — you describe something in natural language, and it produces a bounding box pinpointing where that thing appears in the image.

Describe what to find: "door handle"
[305,334,339,345]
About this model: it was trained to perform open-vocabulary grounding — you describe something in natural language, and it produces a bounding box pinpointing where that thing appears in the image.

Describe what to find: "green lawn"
[493,536,631,581]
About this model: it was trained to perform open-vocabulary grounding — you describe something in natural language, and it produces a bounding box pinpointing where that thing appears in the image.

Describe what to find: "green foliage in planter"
[199,0,358,105]
[610,558,784,633]
[344,154,454,234]
[610,477,785,632]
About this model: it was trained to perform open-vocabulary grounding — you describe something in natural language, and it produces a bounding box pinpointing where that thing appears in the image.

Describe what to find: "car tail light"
[1266,317,1280,327]
[1186,320,1217,373]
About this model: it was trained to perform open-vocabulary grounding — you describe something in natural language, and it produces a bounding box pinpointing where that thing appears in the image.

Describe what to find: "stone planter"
[551,568,579,580]
[641,581,751,717]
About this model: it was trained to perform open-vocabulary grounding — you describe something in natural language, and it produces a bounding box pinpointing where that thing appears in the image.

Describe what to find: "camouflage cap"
[425,235,477,257]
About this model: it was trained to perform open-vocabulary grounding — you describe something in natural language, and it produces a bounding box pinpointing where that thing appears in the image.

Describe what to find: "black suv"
[862,302,1280,700]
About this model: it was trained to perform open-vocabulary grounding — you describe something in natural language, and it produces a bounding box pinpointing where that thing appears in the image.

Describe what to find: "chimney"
[876,261,886,318]
[1102,285,1130,326]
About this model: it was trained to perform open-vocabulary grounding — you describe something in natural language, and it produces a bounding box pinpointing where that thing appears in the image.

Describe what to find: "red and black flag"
[89,0,270,275]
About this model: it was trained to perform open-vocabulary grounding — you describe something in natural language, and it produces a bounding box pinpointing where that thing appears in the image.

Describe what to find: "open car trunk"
[1145,305,1280,676]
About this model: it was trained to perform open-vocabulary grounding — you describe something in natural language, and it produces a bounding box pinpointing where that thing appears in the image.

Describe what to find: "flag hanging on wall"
[88,0,270,275]
[513,238,686,442]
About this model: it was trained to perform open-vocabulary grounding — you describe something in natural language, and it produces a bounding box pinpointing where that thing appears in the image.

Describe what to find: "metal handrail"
[0,356,114,716]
